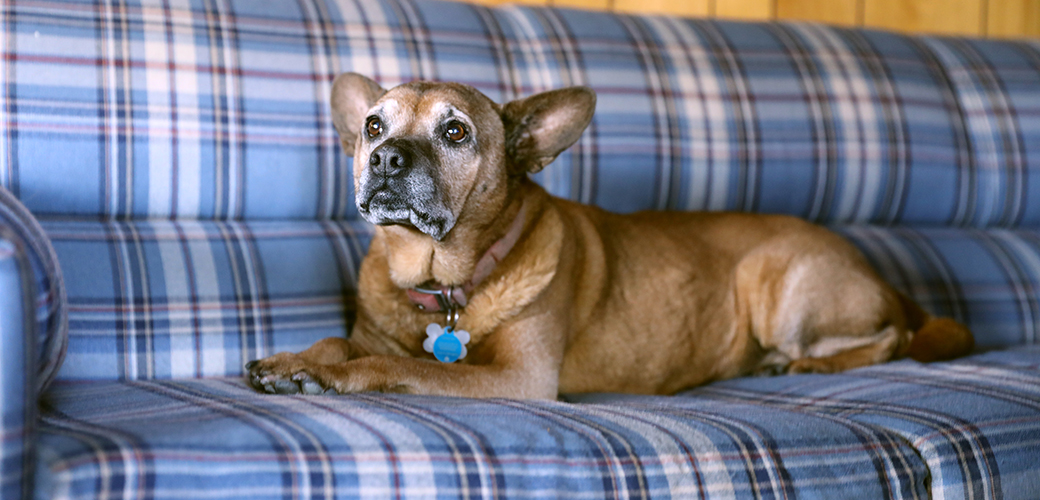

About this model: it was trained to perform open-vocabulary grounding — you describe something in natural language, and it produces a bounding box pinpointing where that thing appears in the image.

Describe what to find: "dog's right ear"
[330,73,386,147]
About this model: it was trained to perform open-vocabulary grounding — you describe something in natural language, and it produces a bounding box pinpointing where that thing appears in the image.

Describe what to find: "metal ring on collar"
[447,306,460,330]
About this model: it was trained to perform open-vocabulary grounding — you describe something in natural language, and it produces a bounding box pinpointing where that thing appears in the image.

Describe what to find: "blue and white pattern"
[0,227,38,500]
[36,348,1040,499]
[1,1,1039,226]
[0,186,66,500]
[43,219,371,381]
[0,187,67,392]
[36,221,1040,383]
[1,0,1039,498]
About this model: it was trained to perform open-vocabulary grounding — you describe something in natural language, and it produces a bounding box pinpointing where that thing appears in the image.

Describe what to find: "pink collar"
[406,200,528,313]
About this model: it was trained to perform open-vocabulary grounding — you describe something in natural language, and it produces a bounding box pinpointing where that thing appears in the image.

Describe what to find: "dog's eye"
[365,117,382,138]
[444,121,467,143]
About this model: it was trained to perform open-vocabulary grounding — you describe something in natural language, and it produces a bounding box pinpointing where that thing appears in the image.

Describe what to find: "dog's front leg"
[245,314,423,394]
[251,313,564,399]
[318,312,563,399]
[305,353,554,399]
[246,336,356,394]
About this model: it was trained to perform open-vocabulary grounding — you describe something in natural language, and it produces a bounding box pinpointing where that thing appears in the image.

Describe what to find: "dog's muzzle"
[356,139,456,241]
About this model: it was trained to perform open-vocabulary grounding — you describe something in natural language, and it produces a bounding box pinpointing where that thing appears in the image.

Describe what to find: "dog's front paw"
[245,353,337,395]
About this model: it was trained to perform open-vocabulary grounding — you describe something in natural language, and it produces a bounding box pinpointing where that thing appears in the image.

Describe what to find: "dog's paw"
[245,353,337,395]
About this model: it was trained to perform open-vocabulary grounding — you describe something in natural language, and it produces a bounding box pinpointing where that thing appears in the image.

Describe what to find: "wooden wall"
[466,0,1040,38]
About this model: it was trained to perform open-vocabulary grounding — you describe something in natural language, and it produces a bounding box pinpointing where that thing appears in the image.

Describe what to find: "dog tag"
[423,323,470,363]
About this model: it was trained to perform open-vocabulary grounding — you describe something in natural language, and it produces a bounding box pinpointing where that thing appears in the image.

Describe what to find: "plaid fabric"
[689,347,1040,500]
[1,185,66,500]
[42,218,371,382]
[44,219,1040,383]
[837,226,1040,348]
[0,228,37,500]
[0,186,67,393]
[35,347,1040,500]
[10,1,1040,498]
[1,0,1038,227]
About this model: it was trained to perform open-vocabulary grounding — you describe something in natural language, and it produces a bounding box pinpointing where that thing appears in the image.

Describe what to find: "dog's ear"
[501,87,596,174]
[330,72,387,147]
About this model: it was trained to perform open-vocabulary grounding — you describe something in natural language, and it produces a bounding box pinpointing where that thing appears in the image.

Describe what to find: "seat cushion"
[675,347,1040,500]
[36,348,1040,500]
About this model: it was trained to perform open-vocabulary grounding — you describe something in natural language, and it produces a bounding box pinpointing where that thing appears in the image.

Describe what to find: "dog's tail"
[897,293,974,363]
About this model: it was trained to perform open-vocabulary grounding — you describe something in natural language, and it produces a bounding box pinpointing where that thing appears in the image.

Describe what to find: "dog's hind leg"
[785,325,906,374]
[736,231,915,376]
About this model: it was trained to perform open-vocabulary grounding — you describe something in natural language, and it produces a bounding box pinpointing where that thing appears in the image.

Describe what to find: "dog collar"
[406,199,528,314]
[407,200,527,364]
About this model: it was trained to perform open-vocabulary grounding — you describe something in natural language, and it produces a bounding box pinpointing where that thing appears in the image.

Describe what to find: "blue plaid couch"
[2,0,1039,498]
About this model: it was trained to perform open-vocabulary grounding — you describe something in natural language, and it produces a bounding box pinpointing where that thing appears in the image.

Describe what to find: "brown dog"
[246,74,974,399]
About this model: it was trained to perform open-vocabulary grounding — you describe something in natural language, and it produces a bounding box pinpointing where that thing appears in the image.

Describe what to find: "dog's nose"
[369,144,410,177]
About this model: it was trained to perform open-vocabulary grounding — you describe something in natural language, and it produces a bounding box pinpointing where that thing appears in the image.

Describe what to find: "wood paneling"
[987,0,1040,38]
[466,0,538,5]
[863,0,985,36]
[554,0,611,10]
[776,0,860,26]
[714,0,775,20]
[456,0,1039,40]
[614,0,711,17]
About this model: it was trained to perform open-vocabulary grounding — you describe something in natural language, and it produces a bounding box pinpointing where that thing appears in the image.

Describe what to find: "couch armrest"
[0,185,68,500]
[0,230,37,500]
[0,186,67,392]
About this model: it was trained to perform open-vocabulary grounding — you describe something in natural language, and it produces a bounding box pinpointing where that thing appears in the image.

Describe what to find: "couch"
[2,0,1039,498]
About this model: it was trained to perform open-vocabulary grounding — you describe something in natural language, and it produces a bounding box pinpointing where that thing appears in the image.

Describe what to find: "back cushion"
[1,0,1039,226]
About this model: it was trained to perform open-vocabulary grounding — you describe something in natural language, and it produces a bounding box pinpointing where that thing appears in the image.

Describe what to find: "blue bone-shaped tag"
[423,323,470,363]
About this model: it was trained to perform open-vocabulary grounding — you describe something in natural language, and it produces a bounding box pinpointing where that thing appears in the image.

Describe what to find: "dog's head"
[331,73,595,241]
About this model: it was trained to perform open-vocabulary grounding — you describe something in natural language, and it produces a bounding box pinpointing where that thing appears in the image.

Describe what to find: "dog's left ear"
[501,86,596,174]
[330,72,387,147]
